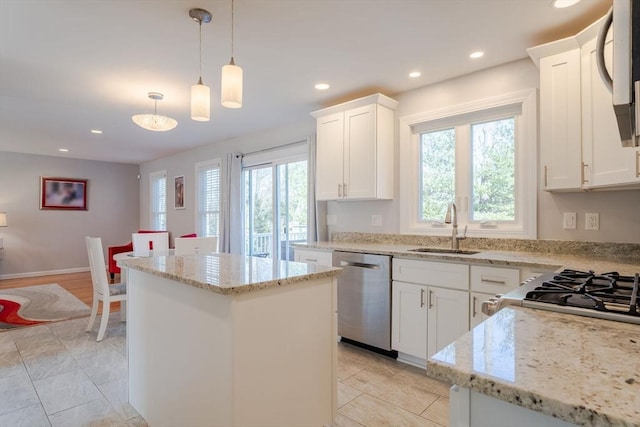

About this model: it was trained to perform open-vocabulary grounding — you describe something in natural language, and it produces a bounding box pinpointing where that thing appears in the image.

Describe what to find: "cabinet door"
[344,104,377,199]
[470,291,494,329]
[427,287,469,357]
[581,36,640,188]
[539,49,583,191]
[391,281,427,359]
[316,112,345,200]
[294,248,333,266]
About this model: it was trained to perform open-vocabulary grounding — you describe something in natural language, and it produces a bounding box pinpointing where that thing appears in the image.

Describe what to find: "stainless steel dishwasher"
[332,251,392,351]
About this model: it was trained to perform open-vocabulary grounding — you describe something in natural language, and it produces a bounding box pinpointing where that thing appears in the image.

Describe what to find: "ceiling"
[0,0,611,164]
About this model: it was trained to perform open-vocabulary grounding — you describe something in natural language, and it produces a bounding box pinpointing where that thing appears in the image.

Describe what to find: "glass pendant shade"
[191,80,211,121]
[132,113,178,132]
[221,58,243,109]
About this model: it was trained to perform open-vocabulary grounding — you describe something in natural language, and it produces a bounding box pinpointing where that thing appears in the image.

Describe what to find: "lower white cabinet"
[294,248,333,266]
[469,291,494,329]
[392,279,469,366]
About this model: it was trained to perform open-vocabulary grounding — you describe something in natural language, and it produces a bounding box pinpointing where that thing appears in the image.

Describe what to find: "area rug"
[0,283,91,330]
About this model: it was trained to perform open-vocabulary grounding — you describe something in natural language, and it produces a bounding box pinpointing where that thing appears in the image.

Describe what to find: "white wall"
[0,151,140,278]
[138,58,639,245]
[138,119,317,244]
[326,59,640,244]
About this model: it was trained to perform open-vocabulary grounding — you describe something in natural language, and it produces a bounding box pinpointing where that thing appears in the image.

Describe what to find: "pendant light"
[189,8,212,121]
[221,0,243,108]
[132,92,178,132]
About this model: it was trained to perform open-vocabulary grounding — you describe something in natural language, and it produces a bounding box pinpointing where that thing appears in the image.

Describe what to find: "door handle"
[428,290,433,309]
[420,288,425,308]
[472,296,477,317]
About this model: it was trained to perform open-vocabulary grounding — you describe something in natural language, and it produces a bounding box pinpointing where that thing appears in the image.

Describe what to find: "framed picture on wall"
[40,177,88,210]
[174,175,185,209]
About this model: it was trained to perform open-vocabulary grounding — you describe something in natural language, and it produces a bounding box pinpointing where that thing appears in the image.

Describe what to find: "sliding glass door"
[243,156,308,260]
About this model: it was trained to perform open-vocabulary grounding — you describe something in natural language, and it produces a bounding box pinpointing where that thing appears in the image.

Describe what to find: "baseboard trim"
[0,266,91,280]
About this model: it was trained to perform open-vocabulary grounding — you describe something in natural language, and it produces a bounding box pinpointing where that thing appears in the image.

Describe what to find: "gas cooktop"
[521,269,640,324]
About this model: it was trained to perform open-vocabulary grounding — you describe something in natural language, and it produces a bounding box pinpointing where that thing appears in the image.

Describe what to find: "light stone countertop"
[297,241,640,275]
[118,252,341,295]
[426,306,640,427]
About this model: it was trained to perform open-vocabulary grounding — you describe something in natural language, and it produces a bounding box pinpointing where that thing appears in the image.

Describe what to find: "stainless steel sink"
[407,248,480,255]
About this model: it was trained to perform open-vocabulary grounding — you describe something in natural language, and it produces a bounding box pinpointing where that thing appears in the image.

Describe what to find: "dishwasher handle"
[339,260,381,270]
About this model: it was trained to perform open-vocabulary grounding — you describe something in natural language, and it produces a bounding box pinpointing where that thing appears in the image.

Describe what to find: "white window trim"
[149,169,167,231]
[398,89,537,239]
[195,158,222,238]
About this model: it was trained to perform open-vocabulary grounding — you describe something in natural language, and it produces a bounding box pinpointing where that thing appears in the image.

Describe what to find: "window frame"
[149,170,167,231]
[195,158,222,238]
[398,89,537,239]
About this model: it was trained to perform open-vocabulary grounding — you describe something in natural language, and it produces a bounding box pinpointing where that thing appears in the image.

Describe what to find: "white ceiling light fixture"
[132,92,178,132]
[553,0,581,8]
[409,71,421,78]
[315,83,330,90]
[469,51,485,59]
[189,8,212,121]
[221,0,243,108]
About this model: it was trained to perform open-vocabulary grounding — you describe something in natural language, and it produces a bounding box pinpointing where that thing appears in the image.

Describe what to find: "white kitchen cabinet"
[529,18,640,192]
[538,48,583,191]
[311,93,398,201]
[294,248,333,266]
[391,258,469,366]
[581,36,640,188]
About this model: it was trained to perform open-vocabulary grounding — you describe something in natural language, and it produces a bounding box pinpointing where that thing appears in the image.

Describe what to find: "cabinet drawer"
[294,248,333,266]
[470,265,520,295]
[392,259,469,291]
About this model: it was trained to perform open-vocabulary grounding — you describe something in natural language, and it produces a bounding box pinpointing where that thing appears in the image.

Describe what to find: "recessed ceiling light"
[553,0,580,8]
[314,83,330,90]
[469,51,485,59]
[90,129,103,134]
[58,148,69,152]
[409,71,421,78]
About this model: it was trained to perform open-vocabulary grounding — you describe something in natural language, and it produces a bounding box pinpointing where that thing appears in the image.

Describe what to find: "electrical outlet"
[585,213,599,231]
[563,212,576,230]
[371,215,382,227]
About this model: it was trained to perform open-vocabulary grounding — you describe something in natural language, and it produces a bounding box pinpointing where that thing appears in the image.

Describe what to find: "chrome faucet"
[444,203,467,250]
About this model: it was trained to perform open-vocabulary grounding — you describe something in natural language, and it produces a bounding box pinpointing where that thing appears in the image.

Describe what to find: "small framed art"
[174,175,185,209]
[40,177,88,210]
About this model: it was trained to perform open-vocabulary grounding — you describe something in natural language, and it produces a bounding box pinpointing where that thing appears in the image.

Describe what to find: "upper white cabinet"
[311,93,398,201]
[529,18,640,192]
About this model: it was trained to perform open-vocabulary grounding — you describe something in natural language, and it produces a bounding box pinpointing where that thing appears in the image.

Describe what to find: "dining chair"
[174,236,218,255]
[132,231,169,257]
[85,236,127,341]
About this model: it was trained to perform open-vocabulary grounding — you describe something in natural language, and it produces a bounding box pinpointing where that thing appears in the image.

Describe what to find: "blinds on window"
[196,160,221,237]
[150,171,166,230]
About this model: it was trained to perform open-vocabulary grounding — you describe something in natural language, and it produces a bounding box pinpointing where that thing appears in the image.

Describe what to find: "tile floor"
[0,314,450,426]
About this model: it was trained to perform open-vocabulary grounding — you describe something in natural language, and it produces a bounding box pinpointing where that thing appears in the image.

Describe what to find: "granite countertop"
[297,241,640,275]
[119,253,341,295]
[426,306,640,426]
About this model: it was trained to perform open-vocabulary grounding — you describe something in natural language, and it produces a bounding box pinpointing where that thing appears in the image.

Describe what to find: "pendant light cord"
[198,20,203,82]
[231,0,235,60]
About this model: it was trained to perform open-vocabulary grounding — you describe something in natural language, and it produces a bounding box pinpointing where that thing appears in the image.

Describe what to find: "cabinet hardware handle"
[480,277,507,285]
[420,289,425,308]
[428,290,433,309]
[544,165,548,188]
[636,151,639,178]
[304,258,318,262]
[338,184,342,197]
[581,162,589,184]
[343,183,348,197]
[473,296,477,317]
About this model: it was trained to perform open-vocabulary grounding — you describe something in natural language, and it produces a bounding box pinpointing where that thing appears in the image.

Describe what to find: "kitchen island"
[426,306,640,427]
[119,253,341,427]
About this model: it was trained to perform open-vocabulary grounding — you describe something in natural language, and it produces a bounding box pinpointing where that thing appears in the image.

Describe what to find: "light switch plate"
[563,212,576,230]
[371,215,382,226]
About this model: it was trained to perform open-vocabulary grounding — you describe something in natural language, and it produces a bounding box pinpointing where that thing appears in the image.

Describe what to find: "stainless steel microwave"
[596,0,639,147]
